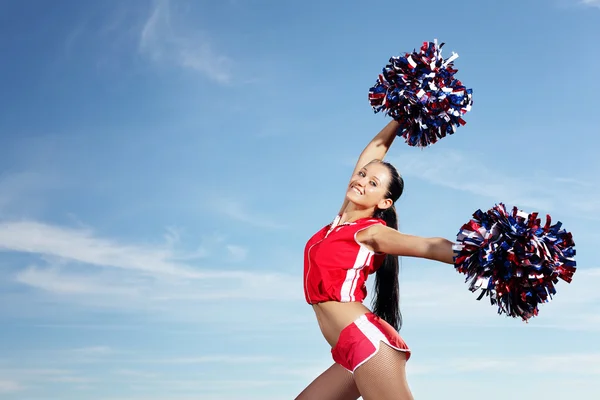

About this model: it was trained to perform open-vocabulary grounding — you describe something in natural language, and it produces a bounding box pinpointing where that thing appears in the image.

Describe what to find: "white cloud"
[0,355,294,399]
[0,380,22,393]
[69,346,114,356]
[0,220,244,279]
[582,268,600,276]
[269,360,333,382]
[280,352,600,388]
[226,245,248,262]
[214,198,287,229]
[113,369,159,379]
[0,368,90,388]
[46,375,93,383]
[8,263,300,317]
[388,148,600,217]
[10,344,282,366]
[410,352,600,376]
[15,266,140,295]
[384,265,599,331]
[390,149,555,211]
[0,218,301,321]
[581,0,600,8]
[143,355,277,365]
[1,217,593,329]
[95,395,286,400]
[274,352,600,400]
[139,0,231,83]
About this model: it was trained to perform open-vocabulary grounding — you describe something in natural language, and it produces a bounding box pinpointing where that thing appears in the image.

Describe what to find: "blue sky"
[0,0,599,399]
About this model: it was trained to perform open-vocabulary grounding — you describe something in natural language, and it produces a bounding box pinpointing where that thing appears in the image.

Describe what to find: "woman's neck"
[339,204,374,224]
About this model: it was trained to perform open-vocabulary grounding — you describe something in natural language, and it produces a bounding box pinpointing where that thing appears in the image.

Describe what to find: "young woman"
[296,120,456,400]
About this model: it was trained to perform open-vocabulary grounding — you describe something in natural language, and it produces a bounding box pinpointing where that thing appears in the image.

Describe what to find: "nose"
[356,176,369,186]
[351,179,365,191]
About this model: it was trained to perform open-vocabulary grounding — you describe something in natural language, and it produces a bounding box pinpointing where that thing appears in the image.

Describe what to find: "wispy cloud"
[95,380,294,400]
[226,245,248,262]
[2,216,592,327]
[139,0,231,83]
[69,346,114,357]
[270,360,333,382]
[214,198,287,229]
[410,352,600,376]
[142,355,277,365]
[0,380,22,393]
[15,266,140,296]
[113,369,159,379]
[8,264,300,319]
[388,148,600,217]
[0,218,299,320]
[285,351,600,390]
[12,347,278,367]
[0,352,291,399]
[581,0,600,9]
[93,395,286,400]
[0,368,91,388]
[0,221,202,278]
[385,266,599,330]
[0,221,262,280]
[390,149,554,211]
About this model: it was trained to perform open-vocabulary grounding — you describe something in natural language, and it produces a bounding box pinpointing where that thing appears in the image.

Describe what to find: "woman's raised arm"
[337,120,400,215]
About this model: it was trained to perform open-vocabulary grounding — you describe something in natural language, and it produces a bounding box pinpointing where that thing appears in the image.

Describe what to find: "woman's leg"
[353,343,414,400]
[295,363,361,400]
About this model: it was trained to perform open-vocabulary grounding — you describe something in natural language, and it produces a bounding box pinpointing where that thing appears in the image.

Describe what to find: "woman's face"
[346,162,392,210]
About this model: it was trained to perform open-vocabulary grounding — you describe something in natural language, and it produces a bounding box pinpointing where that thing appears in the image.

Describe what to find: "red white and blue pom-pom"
[453,204,576,322]
[368,39,473,148]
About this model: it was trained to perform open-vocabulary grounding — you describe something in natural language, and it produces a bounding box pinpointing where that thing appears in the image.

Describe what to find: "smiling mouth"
[351,186,362,195]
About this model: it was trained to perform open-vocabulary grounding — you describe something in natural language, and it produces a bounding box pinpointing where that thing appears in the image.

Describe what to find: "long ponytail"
[368,159,404,332]
[372,205,402,331]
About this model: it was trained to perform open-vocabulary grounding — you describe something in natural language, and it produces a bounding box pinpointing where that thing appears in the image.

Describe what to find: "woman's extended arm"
[357,224,455,264]
[337,120,400,215]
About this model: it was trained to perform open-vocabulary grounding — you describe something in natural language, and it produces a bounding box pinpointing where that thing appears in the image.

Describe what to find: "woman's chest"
[308,235,360,270]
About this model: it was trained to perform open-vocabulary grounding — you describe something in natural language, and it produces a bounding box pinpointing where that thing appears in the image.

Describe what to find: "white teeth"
[353,187,361,195]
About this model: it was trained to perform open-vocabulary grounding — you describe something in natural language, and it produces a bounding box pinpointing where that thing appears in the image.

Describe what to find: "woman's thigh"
[295,363,361,400]
[353,343,413,400]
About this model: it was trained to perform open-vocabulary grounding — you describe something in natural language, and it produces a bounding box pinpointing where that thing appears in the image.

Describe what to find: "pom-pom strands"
[453,204,576,322]
[368,39,473,148]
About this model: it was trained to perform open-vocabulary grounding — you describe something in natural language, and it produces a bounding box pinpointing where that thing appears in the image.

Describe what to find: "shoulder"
[356,217,387,228]
[354,219,387,252]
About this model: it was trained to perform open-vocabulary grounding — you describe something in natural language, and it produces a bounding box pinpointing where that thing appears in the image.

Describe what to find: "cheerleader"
[296,120,456,400]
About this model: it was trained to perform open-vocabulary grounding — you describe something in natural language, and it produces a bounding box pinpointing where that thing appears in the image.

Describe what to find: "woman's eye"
[358,171,365,177]
[370,181,377,186]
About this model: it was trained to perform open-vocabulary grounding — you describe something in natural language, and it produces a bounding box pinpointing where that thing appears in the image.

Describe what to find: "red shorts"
[331,312,411,373]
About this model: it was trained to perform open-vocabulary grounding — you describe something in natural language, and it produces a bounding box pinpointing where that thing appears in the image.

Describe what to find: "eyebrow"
[361,167,381,184]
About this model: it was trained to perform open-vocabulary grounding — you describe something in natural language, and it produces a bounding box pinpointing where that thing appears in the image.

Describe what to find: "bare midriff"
[311,301,372,347]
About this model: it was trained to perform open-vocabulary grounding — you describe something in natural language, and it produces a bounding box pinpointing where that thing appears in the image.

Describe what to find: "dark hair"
[370,160,404,331]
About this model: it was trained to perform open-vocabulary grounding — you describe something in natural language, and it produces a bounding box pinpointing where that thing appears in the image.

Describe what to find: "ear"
[377,198,393,211]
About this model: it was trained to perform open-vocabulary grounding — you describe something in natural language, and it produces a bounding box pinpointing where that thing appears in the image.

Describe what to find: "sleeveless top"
[303,216,387,304]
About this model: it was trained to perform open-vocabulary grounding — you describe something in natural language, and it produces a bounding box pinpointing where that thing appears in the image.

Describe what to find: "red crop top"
[303,216,387,304]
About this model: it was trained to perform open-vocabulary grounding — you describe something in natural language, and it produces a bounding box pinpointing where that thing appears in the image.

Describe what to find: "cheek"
[365,186,382,198]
